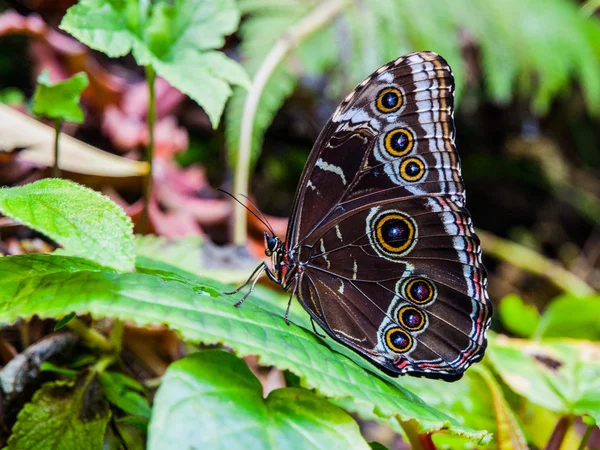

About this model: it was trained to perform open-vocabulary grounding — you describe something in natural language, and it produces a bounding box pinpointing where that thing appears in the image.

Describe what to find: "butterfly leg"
[284,279,298,326]
[310,318,327,338]
[224,262,268,307]
[224,262,266,296]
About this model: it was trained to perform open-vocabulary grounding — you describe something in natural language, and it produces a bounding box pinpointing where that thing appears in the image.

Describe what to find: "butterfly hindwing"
[296,195,489,380]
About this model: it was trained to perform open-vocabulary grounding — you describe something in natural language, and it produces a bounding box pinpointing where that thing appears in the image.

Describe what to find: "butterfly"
[232,51,492,381]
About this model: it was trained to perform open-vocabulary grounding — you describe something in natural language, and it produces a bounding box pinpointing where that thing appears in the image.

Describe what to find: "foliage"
[59,0,250,127]
[226,0,600,170]
[0,179,134,271]
[32,71,89,124]
[7,371,111,450]
[500,293,600,340]
[226,0,337,169]
[487,336,600,423]
[0,253,487,441]
[0,1,599,448]
[149,350,371,449]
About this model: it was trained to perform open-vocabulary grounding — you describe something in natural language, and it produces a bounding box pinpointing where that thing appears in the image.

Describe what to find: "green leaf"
[0,179,134,271]
[368,443,389,450]
[0,87,26,106]
[54,312,77,331]
[498,294,540,338]
[60,0,250,127]
[535,294,600,339]
[7,371,111,450]
[40,362,78,378]
[32,70,89,123]
[400,364,528,450]
[149,350,370,449]
[486,335,600,423]
[0,253,489,442]
[100,371,151,419]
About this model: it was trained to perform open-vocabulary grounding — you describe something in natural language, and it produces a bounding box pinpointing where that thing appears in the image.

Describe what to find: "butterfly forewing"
[283,51,491,380]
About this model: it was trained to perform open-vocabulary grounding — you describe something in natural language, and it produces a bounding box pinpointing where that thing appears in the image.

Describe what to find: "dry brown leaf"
[0,104,148,177]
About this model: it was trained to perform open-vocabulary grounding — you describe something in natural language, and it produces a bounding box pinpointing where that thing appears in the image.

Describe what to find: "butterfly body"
[251,51,492,381]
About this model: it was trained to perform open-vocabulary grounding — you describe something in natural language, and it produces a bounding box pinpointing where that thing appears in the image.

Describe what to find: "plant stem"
[577,418,595,450]
[93,353,117,374]
[544,416,574,450]
[67,318,113,353]
[141,65,157,234]
[400,419,430,450]
[53,118,62,178]
[109,319,124,354]
[581,0,600,16]
[477,229,595,297]
[233,0,349,245]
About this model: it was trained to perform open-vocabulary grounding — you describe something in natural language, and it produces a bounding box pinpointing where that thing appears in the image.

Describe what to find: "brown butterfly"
[232,51,492,381]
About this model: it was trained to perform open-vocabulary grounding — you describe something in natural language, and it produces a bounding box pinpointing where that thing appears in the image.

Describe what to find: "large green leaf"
[32,71,89,123]
[7,371,111,450]
[0,179,134,271]
[149,350,370,449]
[486,335,600,423]
[400,364,527,450]
[60,0,250,127]
[498,294,540,338]
[0,253,489,442]
[535,294,600,340]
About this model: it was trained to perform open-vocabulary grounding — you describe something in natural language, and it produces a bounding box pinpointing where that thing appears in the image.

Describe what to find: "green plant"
[59,0,250,226]
[32,70,89,177]
[0,178,493,449]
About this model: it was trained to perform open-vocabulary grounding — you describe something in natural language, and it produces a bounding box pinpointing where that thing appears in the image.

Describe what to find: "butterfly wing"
[286,51,461,247]
[297,196,490,380]
[286,51,491,380]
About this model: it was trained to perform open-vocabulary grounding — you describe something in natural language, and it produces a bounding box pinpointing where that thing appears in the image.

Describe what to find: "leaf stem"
[233,0,349,245]
[544,415,575,450]
[400,419,430,450]
[67,318,113,353]
[477,229,595,297]
[577,417,595,450]
[141,65,157,234]
[53,118,62,178]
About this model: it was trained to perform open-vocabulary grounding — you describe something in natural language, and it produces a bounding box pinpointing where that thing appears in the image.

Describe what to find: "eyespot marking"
[399,157,425,182]
[385,327,413,353]
[384,128,414,157]
[375,213,416,254]
[376,87,403,113]
[404,278,436,305]
[398,306,426,331]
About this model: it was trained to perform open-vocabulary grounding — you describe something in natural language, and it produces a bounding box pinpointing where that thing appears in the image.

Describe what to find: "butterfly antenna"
[217,189,275,235]
[239,193,276,236]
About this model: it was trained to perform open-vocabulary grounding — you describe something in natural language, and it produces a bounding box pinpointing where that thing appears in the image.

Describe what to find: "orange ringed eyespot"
[375,213,415,253]
[376,88,403,113]
[398,306,425,331]
[399,157,425,182]
[384,129,414,156]
[405,279,435,304]
[385,327,412,353]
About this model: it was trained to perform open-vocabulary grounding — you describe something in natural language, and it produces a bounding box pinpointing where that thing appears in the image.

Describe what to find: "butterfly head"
[264,231,281,257]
